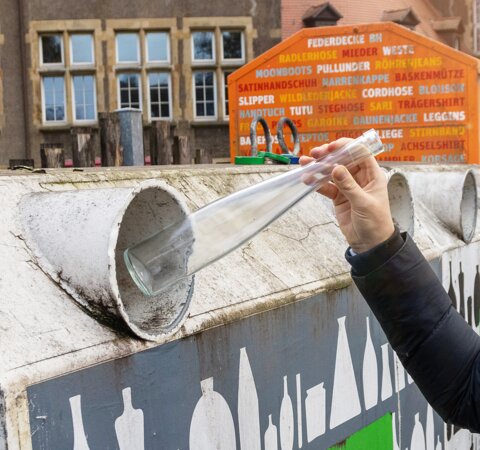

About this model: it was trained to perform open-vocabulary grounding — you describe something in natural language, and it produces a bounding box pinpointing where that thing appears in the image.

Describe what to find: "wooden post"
[99,112,123,166]
[40,143,65,168]
[173,135,191,165]
[194,148,212,164]
[150,121,172,165]
[71,127,96,167]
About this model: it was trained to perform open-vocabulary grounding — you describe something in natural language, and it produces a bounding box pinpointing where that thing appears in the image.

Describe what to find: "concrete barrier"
[0,164,478,449]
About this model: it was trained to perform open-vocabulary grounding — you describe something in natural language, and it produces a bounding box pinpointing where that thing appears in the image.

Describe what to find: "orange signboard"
[228,23,479,163]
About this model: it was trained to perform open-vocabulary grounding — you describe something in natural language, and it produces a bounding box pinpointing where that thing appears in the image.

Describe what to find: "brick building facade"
[0,0,281,167]
[281,0,477,55]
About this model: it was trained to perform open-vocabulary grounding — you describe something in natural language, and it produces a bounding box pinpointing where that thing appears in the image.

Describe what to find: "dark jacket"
[346,228,480,433]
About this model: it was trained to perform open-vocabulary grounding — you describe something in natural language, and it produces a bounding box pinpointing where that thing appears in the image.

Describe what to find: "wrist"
[351,222,395,254]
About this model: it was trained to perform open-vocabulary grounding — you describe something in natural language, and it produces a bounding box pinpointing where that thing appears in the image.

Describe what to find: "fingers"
[331,165,368,204]
[317,181,339,200]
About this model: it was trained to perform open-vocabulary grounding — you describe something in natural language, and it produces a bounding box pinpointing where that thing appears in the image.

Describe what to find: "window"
[191,28,245,122]
[40,34,63,65]
[223,71,232,119]
[146,32,169,63]
[42,76,66,122]
[148,72,171,119]
[116,33,140,63]
[72,75,96,121]
[118,73,141,109]
[71,34,94,64]
[192,31,215,63]
[222,31,244,62]
[194,71,216,119]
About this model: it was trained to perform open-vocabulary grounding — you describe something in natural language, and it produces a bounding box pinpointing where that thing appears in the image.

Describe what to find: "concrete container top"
[0,164,476,393]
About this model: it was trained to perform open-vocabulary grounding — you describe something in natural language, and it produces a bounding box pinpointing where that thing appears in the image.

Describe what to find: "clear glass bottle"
[124,129,384,296]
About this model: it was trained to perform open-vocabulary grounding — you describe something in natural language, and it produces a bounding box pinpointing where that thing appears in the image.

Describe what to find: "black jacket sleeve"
[346,228,480,432]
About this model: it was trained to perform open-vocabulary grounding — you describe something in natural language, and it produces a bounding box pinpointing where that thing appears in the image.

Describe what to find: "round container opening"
[460,171,477,244]
[387,173,414,236]
[114,184,194,339]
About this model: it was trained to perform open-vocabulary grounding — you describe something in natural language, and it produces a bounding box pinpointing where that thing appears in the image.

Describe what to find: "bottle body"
[125,129,384,296]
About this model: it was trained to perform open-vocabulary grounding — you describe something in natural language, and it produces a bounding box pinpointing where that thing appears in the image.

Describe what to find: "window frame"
[222,70,233,120]
[39,33,65,66]
[220,30,245,64]
[115,32,141,64]
[69,33,95,66]
[145,31,171,64]
[475,0,480,54]
[192,70,217,121]
[41,75,67,124]
[71,74,97,123]
[147,71,172,121]
[191,30,216,65]
[117,72,142,110]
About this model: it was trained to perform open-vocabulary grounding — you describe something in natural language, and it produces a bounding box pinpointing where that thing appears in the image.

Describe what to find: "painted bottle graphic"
[305,383,326,443]
[330,316,361,428]
[435,436,442,450]
[264,414,279,450]
[380,344,393,401]
[394,352,406,393]
[448,261,457,310]
[392,412,400,450]
[410,413,426,450]
[425,405,434,450]
[362,316,378,410]
[114,387,145,450]
[238,347,261,450]
[189,378,236,450]
[459,262,465,319]
[474,265,480,327]
[279,376,294,450]
[296,373,303,448]
[69,395,90,450]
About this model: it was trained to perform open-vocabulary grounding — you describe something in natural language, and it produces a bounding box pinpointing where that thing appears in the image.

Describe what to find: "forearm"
[347,230,480,431]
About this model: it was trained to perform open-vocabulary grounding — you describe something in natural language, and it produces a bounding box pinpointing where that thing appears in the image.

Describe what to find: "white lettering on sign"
[377,129,404,139]
[255,66,312,78]
[382,45,415,55]
[238,95,275,106]
[289,105,313,116]
[307,35,365,48]
[362,86,413,98]
[316,61,370,74]
[423,111,466,122]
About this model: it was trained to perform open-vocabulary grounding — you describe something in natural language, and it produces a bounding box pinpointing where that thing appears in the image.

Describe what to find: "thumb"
[332,165,367,204]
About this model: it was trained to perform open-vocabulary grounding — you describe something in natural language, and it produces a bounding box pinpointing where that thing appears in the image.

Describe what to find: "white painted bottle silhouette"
[392,412,400,450]
[279,376,294,450]
[435,435,442,450]
[69,395,90,450]
[264,414,279,450]
[305,383,325,443]
[411,413,426,450]
[296,373,303,448]
[114,387,144,450]
[425,405,434,450]
[394,352,406,393]
[362,316,378,410]
[238,347,261,450]
[381,344,393,401]
[330,316,361,429]
[189,378,236,450]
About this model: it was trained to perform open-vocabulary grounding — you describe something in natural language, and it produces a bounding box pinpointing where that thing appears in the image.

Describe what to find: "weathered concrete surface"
[0,163,477,448]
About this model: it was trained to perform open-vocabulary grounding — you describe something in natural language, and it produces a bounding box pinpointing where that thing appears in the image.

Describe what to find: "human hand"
[299,138,395,254]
